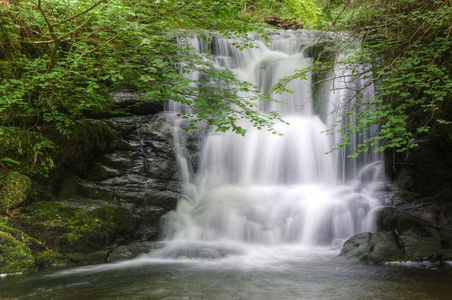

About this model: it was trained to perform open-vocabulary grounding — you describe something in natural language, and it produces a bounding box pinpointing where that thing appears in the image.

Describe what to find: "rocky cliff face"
[0,113,181,274]
[56,114,181,258]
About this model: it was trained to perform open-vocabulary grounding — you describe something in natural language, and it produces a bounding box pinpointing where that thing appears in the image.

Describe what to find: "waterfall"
[158,31,383,258]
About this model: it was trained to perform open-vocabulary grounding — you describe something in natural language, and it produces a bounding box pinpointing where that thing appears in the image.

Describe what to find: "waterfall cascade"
[158,31,384,258]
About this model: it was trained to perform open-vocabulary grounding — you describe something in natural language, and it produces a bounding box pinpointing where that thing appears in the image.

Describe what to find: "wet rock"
[84,93,164,118]
[341,206,452,264]
[340,232,404,264]
[400,228,444,261]
[385,126,452,213]
[342,193,452,263]
[342,198,452,264]
[108,241,164,262]
[377,206,430,233]
[48,114,180,263]
[112,92,163,116]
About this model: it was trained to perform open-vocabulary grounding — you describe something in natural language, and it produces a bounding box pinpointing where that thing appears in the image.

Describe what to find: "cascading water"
[3,31,452,300]
[158,31,384,258]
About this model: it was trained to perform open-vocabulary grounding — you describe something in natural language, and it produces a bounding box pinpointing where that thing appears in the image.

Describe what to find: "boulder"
[342,199,452,264]
[265,16,304,30]
[340,231,404,264]
[0,231,35,274]
[0,172,31,215]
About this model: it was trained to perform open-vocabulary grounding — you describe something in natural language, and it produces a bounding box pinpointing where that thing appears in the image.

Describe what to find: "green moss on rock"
[44,119,116,175]
[0,131,50,176]
[16,201,137,255]
[35,249,70,268]
[0,171,31,215]
[0,231,35,274]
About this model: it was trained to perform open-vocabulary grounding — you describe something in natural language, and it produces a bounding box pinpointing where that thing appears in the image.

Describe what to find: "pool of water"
[1,246,451,300]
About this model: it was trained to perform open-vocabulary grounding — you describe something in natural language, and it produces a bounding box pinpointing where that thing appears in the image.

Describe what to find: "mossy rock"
[377,207,423,233]
[0,223,70,269]
[0,231,35,274]
[16,201,138,254]
[58,175,118,200]
[0,171,31,214]
[0,223,45,252]
[340,232,405,264]
[60,206,138,253]
[43,119,117,175]
[0,131,50,176]
[35,249,71,268]
[400,228,444,261]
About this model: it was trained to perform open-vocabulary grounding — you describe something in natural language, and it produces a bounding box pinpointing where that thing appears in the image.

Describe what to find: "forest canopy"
[1,0,451,174]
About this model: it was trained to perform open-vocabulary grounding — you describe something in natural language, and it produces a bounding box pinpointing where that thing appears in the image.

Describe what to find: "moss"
[0,60,16,79]
[0,222,69,268]
[0,231,35,274]
[43,119,116,175]
[58,176,84,199]
[0,171,31,215]
[0,15,21,60]
[0,131,50,176]
[0,223,44,251]
[35,249,70,268]
[60,206,137,253]
[65,251,108,265]
[58,175,114,200]
[15,201,137,255]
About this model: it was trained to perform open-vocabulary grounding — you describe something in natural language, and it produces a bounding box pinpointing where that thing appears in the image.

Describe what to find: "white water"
[159,31,383,259]
[3,31,451,300]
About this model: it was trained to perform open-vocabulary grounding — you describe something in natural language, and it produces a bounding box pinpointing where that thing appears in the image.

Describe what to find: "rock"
[265,16,283,26]
[0,231,35,274]
[0,172,31,215]
[340,232,404,264]
[39,114,180,264]
[385,122,452,213]
[342,202,452,264]
[112,92,163,116]
[265,16,304,30]
[341,228,447,264]
[400,228,444,261]
[2,113,180,269]
[377,206,429,233]
[16,201,138,255]
[85,92,164,118]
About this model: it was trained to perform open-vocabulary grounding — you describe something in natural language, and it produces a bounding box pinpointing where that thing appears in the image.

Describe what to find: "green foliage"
[277,0,452,157]
[277,0,323,28]
[339,0,452,156]
[0,0,289,163]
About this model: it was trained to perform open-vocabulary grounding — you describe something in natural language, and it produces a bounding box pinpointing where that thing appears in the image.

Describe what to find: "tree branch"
[56,0,108,25]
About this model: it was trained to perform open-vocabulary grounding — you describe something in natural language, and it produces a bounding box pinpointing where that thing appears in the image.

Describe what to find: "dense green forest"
[0,0,451,273]
[1,0,450,175]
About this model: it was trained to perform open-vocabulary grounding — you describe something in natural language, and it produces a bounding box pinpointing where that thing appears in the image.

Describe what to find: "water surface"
[1,247,451,299]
